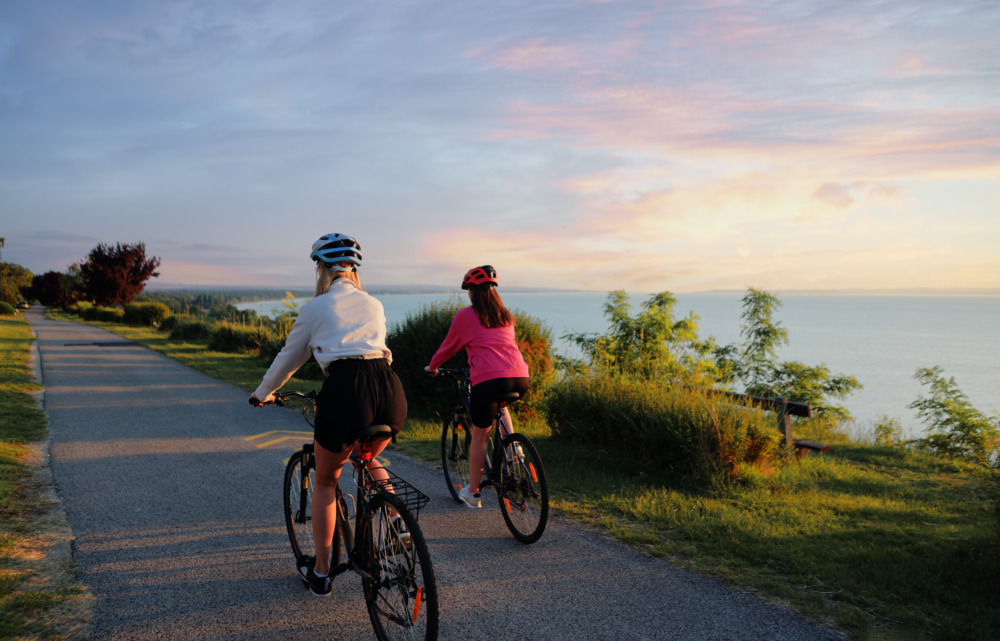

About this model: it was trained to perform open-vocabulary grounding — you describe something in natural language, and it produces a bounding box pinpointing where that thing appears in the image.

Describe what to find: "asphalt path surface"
[29,308,842,641]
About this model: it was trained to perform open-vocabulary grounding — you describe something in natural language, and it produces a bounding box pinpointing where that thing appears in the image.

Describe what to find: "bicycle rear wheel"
[441,412,471,502]
[497,434,549,544]
[283,450,342,568]
[361,497,438,641]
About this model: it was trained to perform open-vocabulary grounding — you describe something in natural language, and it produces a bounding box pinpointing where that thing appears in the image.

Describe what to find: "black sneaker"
[297,556,332,597]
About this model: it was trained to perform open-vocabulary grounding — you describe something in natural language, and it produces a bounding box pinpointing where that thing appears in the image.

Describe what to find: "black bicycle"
[258,390,438,641]
[433,368,548,544]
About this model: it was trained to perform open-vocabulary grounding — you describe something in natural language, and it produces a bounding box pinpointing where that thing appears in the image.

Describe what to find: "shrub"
[208,321,273,353]
[159,315,181,332]
[910,366,1000,466]
[387,298,466,412]
[386,298,555,419]
[82,306,124,323]
[123,301,171,327]
[169,320,214,340]
[65,301,93,315]
[254,317,322,379]
[873,415,905,447]
[546,373,783,483]
[0,301,16,315]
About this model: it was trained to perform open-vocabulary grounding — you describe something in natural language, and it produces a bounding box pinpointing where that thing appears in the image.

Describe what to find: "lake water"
[238,292,999,439]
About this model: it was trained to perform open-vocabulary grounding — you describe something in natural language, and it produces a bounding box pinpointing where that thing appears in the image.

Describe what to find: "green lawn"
[25,311,1000,640]
[0,315,90,641]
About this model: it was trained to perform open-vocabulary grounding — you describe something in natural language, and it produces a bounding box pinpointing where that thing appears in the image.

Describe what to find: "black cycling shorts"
[314,358,407,453]
[469,376,529,429]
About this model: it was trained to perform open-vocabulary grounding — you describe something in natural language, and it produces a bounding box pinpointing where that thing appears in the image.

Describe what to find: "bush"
[123,302,171,327]
[82,306,124,323]
[874,415,905,447]
[208,321,273,352]
[254,318,322,379]
[910,366,1000,466]
[546,373,783,483]
[169,320,214,340]
[65,301,93,316]
[386,298,555,419]
[159,315,181,332]
[0,301,16,315]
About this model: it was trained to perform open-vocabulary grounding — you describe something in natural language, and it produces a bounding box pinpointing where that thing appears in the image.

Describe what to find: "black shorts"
[469,377,529,429]
[314,358,407,453]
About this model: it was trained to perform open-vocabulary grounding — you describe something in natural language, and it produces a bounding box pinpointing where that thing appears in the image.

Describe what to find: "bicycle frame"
[440,368,513,477]
[269,389,438,639]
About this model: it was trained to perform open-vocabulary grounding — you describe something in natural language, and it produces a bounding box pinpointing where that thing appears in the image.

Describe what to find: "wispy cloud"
[1,0,997,292]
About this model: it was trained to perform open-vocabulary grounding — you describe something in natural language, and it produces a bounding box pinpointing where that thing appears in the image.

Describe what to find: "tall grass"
[546,373,783,483]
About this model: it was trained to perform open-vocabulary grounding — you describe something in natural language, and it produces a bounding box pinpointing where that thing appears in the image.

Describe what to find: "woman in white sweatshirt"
[251,232,406,597]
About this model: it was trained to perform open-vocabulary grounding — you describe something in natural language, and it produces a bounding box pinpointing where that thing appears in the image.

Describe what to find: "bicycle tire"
[283,450,342,568]
[440,412,471,502]
[361,496,438,641]
[497,433,549,544]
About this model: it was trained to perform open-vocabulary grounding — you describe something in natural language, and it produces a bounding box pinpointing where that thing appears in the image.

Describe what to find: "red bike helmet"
[461,265,498,290]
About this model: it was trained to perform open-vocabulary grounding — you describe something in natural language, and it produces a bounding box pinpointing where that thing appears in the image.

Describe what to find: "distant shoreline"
[146,283,1000,297]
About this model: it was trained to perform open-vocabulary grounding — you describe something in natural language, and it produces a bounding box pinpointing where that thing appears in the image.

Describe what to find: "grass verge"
[1,315,91,640]
[36,311,1000,641]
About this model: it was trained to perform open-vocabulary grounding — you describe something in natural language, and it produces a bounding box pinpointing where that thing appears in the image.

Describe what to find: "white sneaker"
[458,486,482,509]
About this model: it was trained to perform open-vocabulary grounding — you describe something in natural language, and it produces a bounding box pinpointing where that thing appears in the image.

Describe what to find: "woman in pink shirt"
[425,265,529,508]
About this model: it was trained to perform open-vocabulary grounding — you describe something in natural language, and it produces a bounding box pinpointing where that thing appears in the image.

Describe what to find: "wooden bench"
[709,391,830,457]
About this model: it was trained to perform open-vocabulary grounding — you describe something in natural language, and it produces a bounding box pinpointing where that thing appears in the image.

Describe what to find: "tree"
[30,271,75,307]
[1,262,34,305]
[714,288,861,420]
[81,242,161,306]
[565,290,717,382]
[910,366,1000,466]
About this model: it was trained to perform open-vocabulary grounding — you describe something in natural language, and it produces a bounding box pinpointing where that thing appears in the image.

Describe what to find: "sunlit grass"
[0,316,90,640]
[49,311,1000,641]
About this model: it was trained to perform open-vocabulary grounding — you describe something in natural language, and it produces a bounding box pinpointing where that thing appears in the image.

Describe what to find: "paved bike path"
[30,308,842,641]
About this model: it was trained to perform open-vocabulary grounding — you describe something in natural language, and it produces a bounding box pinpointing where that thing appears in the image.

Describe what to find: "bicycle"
[254,390,439,641]
[432,367,549,544]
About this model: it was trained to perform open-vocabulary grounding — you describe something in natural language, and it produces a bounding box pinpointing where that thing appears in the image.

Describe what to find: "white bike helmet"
[310,233,362,272]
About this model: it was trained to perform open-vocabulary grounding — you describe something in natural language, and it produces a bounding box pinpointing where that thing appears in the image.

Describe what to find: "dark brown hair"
[469,285,514,329]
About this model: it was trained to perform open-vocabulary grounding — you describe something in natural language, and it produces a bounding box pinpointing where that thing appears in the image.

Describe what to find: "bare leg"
[312,441,351,575]
[468,424,491,494]
[498,406,514,436]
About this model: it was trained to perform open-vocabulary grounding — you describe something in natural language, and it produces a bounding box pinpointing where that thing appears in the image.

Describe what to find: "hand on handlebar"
[423,366,438,377]
[249,393,278,407]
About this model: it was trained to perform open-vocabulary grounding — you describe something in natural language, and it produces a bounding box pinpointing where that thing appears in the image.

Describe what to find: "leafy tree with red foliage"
[30,271,76,307]
[81,242,161,306]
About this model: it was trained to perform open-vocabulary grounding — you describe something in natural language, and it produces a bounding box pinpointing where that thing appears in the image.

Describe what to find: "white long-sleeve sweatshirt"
[252,279,391,400]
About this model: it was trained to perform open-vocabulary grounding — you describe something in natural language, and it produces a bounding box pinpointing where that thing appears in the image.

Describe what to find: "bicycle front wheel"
[441,412,471,502]
[362,497,438,641]
[283,450,342,568]
[497,434,549,544]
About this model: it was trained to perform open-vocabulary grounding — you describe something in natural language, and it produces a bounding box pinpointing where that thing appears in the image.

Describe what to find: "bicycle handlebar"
[249,390,319,408]
[425,367,469,380]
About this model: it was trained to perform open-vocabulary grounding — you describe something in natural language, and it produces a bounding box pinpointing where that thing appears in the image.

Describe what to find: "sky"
[1,0,998,293]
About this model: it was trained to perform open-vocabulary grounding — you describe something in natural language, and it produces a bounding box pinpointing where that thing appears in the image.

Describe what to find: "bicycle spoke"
[441,413,470,502]
[498,434,549,544]
[362,498,438,641]
[283,452,314,561]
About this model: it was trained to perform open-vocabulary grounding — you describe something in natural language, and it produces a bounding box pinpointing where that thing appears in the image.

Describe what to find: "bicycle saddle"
[357,424,393,441]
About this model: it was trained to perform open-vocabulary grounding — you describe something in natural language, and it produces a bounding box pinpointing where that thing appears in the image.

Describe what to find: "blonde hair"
[315,262,361,296]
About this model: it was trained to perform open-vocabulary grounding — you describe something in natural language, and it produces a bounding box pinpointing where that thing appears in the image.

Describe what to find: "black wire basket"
[364,469,431,515]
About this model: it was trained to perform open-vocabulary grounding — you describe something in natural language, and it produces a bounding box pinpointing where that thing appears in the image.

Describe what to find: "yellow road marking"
[245,430,312,442]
